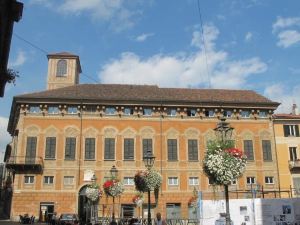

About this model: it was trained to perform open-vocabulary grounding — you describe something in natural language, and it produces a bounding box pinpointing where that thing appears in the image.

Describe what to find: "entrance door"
[39,202,54,223]
[78,185,90,224]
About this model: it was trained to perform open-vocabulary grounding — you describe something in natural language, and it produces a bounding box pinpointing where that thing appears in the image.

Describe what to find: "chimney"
[292,104,299,115]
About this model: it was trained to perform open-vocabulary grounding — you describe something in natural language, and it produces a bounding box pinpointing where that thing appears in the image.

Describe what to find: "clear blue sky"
[1,0,300,157]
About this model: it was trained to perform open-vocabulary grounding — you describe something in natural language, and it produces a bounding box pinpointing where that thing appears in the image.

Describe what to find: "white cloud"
[276,30,300,48]
[245,32,253,42]
[264,84,300,113]
[135,33,154,42]
[9,50,27,67]
[272,16,300,32]
[99,24,267,89]
[0,117,10,161]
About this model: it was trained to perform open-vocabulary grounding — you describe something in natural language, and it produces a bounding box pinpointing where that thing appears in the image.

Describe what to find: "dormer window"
[105,107,116,115]
[56,59,67,77]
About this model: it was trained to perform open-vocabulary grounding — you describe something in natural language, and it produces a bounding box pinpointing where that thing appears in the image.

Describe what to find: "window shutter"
[46,137,56,159]
[244,140,254,160]
[105,138,115,160]
[296,125,300,137]
[168,139,177,161]
[262,140,272,161]
[65,137,76,160]
[85,138,95,160]
[188,139,198,161]
[124,138,134,160]
[283,125,289,137]
[26,137,37,163]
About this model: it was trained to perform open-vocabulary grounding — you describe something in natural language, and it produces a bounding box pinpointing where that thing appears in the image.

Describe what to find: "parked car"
[58,213,79,225]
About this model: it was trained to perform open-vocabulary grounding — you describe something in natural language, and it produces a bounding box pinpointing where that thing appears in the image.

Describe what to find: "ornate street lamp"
[214,118,233,225]
[143,149,155,225]
[110,165,118,225]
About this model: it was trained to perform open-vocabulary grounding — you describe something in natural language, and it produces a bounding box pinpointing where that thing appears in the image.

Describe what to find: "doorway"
[78,185,90,224]
[39,202,54,223]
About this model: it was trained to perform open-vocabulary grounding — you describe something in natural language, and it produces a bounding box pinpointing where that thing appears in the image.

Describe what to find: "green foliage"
[6,69,19,85]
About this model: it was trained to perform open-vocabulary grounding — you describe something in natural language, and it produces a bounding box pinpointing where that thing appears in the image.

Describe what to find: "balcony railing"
[289,160,300,171]
[6,156,44,174]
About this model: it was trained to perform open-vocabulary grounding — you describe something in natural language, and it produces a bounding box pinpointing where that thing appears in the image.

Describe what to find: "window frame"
[45,137,56,159]
[123,177,134,186]
[65,137,76,160]
[24,175,34,184]
[167,108,177,116]
[262,140,272,161]
[124,138,134,160]
[167,139,178,161]
[104,138,115,160]
[289,147,298,161]
[105,107,116,115]
[67,106,78,114]
[85,137,96,160]
[188,139,198,161]
[48,106,59,114]
[243,140,254,161]
[63,176,74,185]
[56,59,67,77]
[44,176,54,185]
[188,177,199,186]
[246,177,256,185]
[265,176,274,184]
[29,105,41,113]
[124,107,134,115]
[168,177,179,186]
[143,108,153,116]
[284,125,300,137]
[240,110,250,118]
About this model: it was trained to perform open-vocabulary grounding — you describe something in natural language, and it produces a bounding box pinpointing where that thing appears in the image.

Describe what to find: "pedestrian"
[155,212,166,225]
[51,212,57,225]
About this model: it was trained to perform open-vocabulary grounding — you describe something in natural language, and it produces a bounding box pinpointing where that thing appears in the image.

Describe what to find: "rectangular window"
[187,109,197,117]
[223,110,232,118]
[143,108,152,116]
[65,137,76,160]
[293,177,300,195]
[168,139,178,161]
[244,140,254,160]
[167,108,177,116]
[246,177,256,184]
[29,105,41,113]
[188,139,198,161]
[241,110,250,118]
[265,176,274,184]
[284,125,300,137]
[123,177,134,186]
[67,106,78,114]
[124,107,134,115]
[208,110,215,117]
[24,176,34,184]
[85,138,95,160]
[104,138,115,160]
[45,137,56,159]
[48,106,59,114]
[168,177,179,185]
[259,111,268,118]
[26,137,37,164]
[189,177,199,185]
[289,147,298,161]
[142,139,153,158]
[85,106,97,113]
[105,107,116,115]
[64,176,74,185]
[262,140,272,161]
[124,138,134,160]
[44,176,54,184]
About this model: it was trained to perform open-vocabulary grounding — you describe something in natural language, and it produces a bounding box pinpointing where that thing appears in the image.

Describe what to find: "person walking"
[155,213,166,225]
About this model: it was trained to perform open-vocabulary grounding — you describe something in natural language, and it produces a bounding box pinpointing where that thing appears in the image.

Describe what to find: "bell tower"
[46,52,82,90]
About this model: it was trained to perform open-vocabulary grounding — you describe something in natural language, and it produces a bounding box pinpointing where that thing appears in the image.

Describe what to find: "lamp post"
[110,165,118,225]
[90,174,97,225]
[143,149,155,225]
[214,118,233,225]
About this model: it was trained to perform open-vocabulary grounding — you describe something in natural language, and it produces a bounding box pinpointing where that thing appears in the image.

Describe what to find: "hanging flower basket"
[132,193,144,207]
[203,141,247,185]
[86,183,103,202]
[134,169,162,192]
[103,179,124,197]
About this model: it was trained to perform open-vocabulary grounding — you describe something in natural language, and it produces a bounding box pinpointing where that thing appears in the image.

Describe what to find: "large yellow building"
[5,52,280,222]
[273,105,300,197]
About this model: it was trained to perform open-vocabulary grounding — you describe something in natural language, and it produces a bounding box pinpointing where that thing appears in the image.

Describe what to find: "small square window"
[167,108,177,116]
[124,107,134,115]
[189,177,199,185]
[24,176,34,184]
[168,177,178,186]
[123,177,134,185]
[29,106,41,113]
[265,176,274,184]
[143,108,152,116]
[246,177,256,184]
[44,176,54,184]
[48,106,59,114]
[64,176,74,185]
[67,106,78,114]
[241,110,250,118]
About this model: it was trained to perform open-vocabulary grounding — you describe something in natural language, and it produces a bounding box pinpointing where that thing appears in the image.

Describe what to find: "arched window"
[56,59,67,77]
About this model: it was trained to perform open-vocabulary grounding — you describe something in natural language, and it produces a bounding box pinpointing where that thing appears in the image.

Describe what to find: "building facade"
[5,53,280,221]
[273,104,300,198]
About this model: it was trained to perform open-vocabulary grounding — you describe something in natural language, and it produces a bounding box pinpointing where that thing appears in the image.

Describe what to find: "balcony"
[6,156,44,174]
[289,160,300,172]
